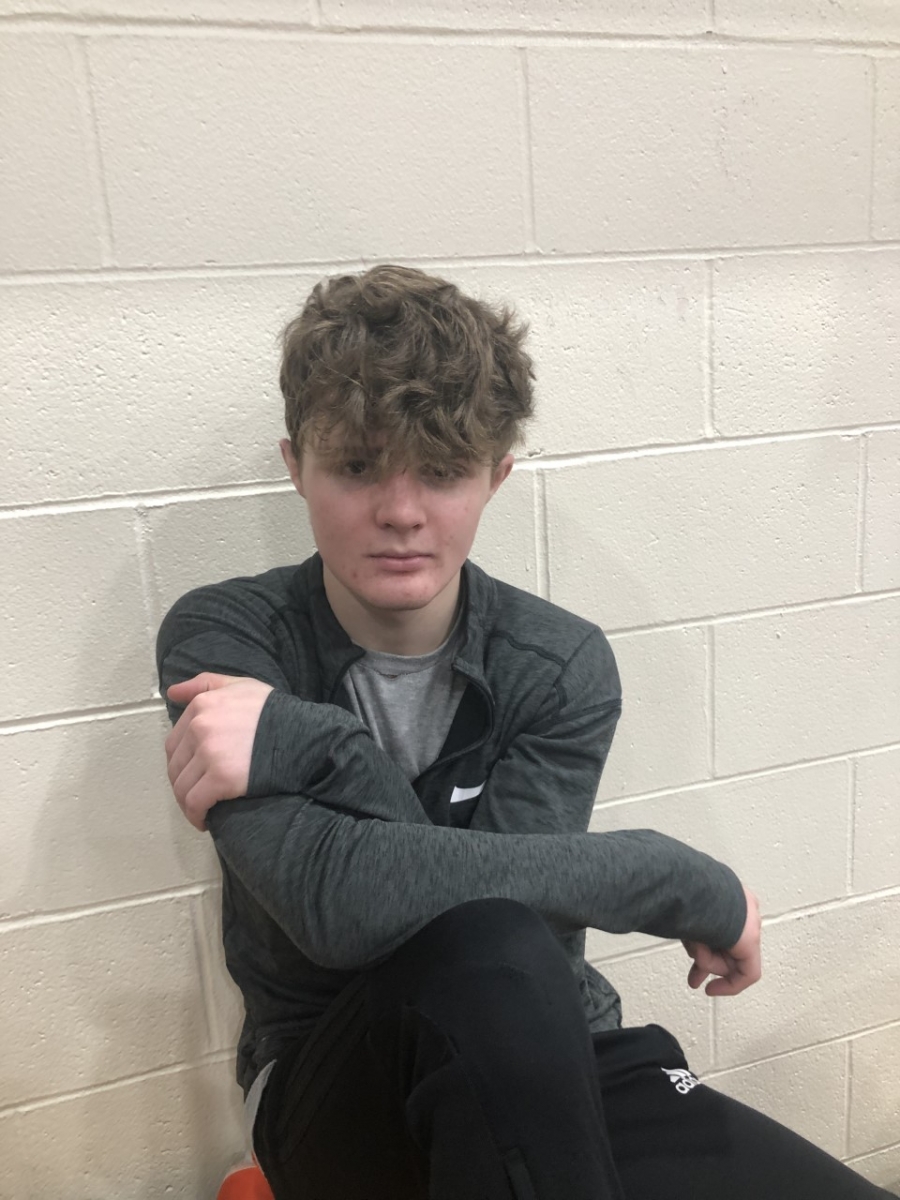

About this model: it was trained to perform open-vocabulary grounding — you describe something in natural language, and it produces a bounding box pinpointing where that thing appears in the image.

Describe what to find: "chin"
[366,587,438,612]
[361,575,446,610]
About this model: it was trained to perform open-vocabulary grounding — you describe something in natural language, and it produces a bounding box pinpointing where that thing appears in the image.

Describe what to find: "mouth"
[370,552,432,569]
[371,552,431,559]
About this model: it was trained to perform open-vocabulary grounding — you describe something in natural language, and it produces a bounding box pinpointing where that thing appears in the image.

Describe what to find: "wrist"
[709,867,747,952]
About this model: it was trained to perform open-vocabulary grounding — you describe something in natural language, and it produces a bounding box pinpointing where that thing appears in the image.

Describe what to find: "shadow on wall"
[0,530,218,922]
[0,548,253,1194]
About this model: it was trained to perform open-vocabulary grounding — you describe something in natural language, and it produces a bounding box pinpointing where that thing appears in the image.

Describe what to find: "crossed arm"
[162,665,761,997]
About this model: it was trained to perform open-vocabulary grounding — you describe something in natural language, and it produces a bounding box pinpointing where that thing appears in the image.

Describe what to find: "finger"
[687,962,710,990]
[167,673,242,703]
[706,973,747,997]
[166,731,196,787]
[172,757,206,817]
[705,954,761,997]
[182,776,225,833]
[165,696,202,757]
[692,944,730,977]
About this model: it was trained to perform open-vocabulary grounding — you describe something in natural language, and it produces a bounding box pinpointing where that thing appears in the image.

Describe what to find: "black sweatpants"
[253,898,893,1200]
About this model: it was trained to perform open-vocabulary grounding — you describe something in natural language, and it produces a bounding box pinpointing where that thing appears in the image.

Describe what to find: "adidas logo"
[661,1067,700,1095]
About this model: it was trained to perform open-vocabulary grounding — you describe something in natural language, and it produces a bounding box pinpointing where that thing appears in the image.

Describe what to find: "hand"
[164,673,273,831]
[682,886,762,997]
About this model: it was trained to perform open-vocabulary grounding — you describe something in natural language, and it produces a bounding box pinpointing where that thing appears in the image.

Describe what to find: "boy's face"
[281,435,513,629]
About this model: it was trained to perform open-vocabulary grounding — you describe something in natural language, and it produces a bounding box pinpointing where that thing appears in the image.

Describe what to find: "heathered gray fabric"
[344,616,467,782]
[246,617,465,1128]
[157,554,747,1095]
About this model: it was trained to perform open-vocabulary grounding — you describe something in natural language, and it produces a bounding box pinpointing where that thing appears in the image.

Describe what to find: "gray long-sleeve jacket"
[157,554,746,1094]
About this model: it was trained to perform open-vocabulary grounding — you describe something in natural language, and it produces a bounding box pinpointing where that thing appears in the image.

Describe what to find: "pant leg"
[253,971,429,1200]
[254,897,626,1200]
[596,1024,895,1200]
[365,897,625,1200]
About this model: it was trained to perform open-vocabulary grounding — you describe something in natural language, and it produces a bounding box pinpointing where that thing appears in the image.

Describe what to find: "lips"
[370,552,432,570]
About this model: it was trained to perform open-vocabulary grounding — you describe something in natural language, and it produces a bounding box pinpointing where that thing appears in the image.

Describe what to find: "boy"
[157,265,890,1199]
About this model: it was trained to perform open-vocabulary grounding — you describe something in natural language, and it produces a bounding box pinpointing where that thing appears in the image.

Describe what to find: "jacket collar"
[291,553,496,702]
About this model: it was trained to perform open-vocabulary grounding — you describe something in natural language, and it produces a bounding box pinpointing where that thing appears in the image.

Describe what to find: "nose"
[373,471,426,531]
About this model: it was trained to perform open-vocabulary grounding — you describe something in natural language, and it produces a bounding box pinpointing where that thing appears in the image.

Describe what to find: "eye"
[339,458,371,478]
[421,462,466,483]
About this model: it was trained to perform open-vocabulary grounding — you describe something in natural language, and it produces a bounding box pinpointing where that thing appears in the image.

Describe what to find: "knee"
[395,897,566,977]
[366,900,586,1065]
[430,896,545,941]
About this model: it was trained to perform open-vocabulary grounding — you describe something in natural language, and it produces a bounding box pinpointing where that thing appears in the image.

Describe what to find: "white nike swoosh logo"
[450,783,485,804]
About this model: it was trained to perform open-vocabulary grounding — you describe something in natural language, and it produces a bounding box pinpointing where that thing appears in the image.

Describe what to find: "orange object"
[216,1161,275,1200]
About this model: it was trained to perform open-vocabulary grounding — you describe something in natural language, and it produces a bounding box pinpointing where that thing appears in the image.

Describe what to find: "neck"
[323,567,462,656]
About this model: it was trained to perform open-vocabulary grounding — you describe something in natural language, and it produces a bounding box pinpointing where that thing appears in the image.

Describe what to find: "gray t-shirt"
[343,615,467,782]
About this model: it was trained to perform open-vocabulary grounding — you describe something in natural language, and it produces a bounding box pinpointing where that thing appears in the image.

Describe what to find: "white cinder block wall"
[1,1,898,1194]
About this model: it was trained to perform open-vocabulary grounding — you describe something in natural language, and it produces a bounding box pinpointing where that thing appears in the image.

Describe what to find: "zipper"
[411,666,494,788]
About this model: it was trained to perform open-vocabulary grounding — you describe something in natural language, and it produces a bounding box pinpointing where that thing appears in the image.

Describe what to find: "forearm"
[207,795,746,971]
[159,606,746,958]
[248,689,430,825]
[250,691,744,950]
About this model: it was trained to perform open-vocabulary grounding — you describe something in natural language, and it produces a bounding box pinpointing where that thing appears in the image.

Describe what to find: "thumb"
[166,672,239,702]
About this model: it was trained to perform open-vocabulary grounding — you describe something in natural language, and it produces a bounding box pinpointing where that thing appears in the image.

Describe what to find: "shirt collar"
[290,553,496,702]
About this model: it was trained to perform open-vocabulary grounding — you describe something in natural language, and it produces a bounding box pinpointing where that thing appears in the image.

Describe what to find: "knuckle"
[191,712,212,736]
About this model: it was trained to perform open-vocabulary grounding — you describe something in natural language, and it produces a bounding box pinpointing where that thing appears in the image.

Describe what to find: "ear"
[280,438,305,497]
[488,453,515,499]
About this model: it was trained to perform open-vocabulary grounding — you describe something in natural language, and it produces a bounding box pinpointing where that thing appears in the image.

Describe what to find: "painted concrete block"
[87,37,525,266]
[0,33,103,271]
[1,0,312,14]
[469,465,538,594]
[714,597,900,775]
[448,260,706,455]
[529,46,871,253]
[847,1141,900,1194]
[0,275,307,506]
[853,747,900,896]
[714,894,900,1067]
[0,1059,244,1199]
[864,431,900,593]
[714,252,900,434]
[874,59,900,240]
[705,1041,847,1158]
[849,1022,900,1157]
[602,626,710,798]
[545,437,858,629]
[0,710,216,919]
[0,897,208,1105]
[717,0,900,40]
[590,760,850,921]
[148,490,316,624]
[1,509,154,721]
[321,0,709,33]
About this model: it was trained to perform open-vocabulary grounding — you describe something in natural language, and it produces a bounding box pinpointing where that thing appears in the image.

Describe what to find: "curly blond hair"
[280,264,534,472]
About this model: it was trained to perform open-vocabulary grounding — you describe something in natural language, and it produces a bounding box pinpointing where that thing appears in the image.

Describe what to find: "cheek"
[309,498,352,556]
[443,498,483,547]
[316,499,373,577]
